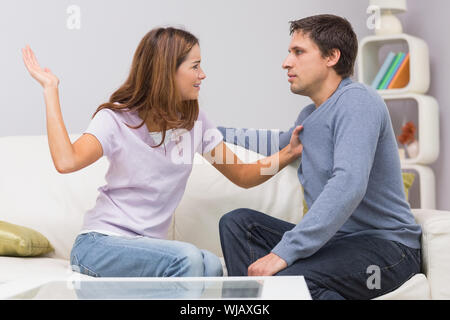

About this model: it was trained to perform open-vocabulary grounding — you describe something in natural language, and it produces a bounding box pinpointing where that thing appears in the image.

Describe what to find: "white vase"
[407,140,419,159]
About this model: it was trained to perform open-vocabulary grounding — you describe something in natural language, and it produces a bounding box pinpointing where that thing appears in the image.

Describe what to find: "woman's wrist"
[283,145,299,163]
[43,85,59,93]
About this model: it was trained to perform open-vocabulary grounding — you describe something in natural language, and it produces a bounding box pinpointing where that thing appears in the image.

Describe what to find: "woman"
[22,27,303,278]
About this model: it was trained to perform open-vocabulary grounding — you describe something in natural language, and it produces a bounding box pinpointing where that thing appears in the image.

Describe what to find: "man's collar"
[338,77,352,90]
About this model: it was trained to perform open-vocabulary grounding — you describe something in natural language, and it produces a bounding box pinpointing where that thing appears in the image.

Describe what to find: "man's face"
[282,31,330,96]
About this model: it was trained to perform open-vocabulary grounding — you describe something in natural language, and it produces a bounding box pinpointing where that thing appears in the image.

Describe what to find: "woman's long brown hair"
[92,27,200,148]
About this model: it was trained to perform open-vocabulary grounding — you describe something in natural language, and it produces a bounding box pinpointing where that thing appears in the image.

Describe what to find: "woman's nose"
[199,69,206,80]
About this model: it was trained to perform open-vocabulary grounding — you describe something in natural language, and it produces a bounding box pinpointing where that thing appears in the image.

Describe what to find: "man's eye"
[193,65,199,70]
[295,50,303,55]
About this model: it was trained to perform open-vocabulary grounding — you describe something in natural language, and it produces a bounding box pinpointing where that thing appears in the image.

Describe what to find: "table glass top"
[6,276,311,300]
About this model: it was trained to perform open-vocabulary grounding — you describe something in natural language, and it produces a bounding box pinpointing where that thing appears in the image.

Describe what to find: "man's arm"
[271,91,383,267]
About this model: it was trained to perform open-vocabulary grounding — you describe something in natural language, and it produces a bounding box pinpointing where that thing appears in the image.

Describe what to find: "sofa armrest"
[411,209,450,299]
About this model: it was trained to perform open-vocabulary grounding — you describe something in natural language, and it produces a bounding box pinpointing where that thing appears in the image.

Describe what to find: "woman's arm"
[202,125,303,188]
[217,126,295,157]
[22,45,102,173]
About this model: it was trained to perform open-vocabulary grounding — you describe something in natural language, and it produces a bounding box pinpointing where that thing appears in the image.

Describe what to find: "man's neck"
[311,74,344,108]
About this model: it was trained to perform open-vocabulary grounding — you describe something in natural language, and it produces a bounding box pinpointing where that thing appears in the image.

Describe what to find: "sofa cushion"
[0,256,74,283]
[412,209,450,299]
[0,221,54,257]
[374,273,430,300]
[0,134,109,260]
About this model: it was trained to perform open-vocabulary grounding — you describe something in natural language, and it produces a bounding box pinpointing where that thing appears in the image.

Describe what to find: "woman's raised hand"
[22,45,59,89]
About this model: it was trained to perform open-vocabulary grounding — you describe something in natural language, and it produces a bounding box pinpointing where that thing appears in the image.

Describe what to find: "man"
[218,14,422,300]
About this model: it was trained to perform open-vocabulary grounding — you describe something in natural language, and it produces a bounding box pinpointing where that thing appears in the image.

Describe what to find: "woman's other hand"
[22,45,59,89]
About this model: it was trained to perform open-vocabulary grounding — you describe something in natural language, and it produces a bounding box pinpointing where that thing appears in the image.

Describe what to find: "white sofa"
[1,134,449,300]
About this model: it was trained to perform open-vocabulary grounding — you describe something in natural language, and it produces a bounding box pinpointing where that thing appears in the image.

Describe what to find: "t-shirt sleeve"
[197,109,224,154]
[84,109,117,158]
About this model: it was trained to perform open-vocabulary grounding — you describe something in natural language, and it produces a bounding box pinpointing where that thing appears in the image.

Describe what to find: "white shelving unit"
[358,33,430,95]
[402,164,436,209]
[383,93,439,165]
[358,33,439,209]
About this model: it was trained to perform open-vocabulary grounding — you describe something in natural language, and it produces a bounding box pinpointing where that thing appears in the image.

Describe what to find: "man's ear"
[326,48,341,68]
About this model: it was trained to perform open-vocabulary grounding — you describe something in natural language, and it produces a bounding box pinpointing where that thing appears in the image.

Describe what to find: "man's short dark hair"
[289,14,358,78]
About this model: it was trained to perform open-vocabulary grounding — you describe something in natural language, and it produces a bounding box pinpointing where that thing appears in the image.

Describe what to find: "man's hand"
[248,253,288,276]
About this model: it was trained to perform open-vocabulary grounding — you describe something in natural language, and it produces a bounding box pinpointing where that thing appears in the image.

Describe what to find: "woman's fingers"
[22,46,35,71]
[22,48,34,73]
[293,125,303,136]
[23,45,37,70]
[29,46,42,69]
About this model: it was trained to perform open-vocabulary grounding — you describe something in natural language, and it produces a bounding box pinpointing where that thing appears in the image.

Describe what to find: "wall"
[0,0,369,134]
[5,1,447,209]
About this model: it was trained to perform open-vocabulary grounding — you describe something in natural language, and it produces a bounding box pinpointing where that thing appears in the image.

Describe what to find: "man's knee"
[219,208,260,233]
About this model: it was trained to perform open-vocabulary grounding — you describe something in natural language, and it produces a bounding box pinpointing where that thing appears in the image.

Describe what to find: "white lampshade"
[369,0,407,13]
[369,0,407,35]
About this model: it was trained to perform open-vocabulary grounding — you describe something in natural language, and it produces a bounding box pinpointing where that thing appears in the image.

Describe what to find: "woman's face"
[175,44,206,101]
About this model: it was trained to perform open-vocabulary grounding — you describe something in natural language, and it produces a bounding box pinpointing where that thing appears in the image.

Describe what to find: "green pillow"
[0,221,54,257]
[302,172,415,215]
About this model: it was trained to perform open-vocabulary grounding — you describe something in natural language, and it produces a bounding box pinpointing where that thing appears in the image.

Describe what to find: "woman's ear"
[326,48,341,68]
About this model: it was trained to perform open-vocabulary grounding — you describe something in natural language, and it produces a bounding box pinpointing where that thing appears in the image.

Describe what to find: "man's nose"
[282,56,291,69]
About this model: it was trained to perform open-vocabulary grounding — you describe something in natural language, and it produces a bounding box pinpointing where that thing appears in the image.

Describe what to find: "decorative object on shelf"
[398,121,419,158]
[370,0,407,35]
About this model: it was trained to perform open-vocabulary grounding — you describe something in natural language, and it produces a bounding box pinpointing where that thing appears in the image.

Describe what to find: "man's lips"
[288,74,297,82]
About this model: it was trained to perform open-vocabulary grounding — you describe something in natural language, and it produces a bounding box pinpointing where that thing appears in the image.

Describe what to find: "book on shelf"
[371,51,410,90]
[388,53,410,89]
[371,51,395,89]
[383,52,406,89]
[377,52,405,90]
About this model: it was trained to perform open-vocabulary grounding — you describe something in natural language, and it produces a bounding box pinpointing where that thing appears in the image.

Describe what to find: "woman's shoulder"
[94,106,137,121]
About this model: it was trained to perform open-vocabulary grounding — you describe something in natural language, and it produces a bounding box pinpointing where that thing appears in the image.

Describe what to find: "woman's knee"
[201,250,224,277]
[166,243,206,277]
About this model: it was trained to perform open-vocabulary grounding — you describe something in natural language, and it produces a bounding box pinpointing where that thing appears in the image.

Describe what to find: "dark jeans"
[219,208,422,300]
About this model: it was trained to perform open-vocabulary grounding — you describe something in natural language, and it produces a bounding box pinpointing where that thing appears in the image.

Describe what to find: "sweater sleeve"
[271,90,383,265]
[217,109,307,156]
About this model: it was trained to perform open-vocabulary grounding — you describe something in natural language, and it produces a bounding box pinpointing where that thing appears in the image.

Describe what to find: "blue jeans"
[70,232,223,277]
[219,208,421,300]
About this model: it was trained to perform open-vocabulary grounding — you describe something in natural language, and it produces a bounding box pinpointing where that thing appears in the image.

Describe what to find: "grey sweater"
[218,77,421,266]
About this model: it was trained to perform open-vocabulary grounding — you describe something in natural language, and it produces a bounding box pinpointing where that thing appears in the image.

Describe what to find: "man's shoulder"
[335,81,386,114]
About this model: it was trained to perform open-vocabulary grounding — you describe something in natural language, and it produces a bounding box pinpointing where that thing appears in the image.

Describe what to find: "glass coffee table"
[0,276,311,300]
